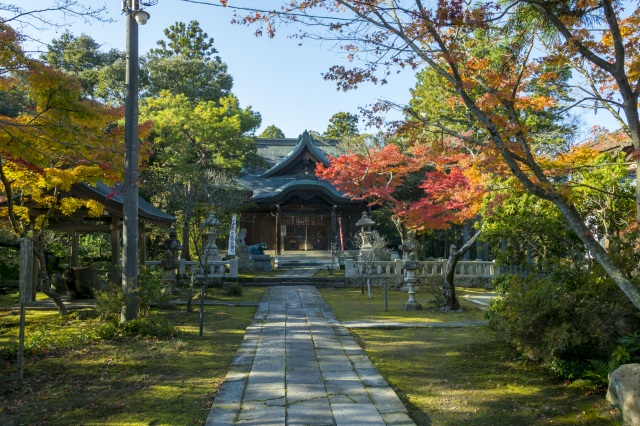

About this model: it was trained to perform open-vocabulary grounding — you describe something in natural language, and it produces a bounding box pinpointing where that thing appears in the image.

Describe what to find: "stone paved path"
[206,285,415,426]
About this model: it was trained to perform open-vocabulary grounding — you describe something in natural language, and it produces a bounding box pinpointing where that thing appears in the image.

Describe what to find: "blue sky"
[22,1,617,139]
[22,0,416,138]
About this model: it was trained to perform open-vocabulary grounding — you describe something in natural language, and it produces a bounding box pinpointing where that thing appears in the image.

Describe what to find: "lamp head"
[133,9,150,25]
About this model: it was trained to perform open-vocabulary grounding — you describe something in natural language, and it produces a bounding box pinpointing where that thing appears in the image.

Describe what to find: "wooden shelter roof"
[70,181,175,225]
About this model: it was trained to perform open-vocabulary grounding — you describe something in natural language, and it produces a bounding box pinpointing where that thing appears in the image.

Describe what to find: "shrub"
[93,316,176,340]
[225,283,243,297]
[95,267,165,321]
[487,267,640,379]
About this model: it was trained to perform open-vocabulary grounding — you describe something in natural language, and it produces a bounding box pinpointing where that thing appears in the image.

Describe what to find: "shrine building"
[236,131,365,255]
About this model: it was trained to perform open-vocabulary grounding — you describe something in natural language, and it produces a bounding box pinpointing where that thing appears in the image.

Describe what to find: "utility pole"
[122,0,151,321]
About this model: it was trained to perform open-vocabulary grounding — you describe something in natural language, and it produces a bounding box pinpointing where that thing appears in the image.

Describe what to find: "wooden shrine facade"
[237,131,365,255]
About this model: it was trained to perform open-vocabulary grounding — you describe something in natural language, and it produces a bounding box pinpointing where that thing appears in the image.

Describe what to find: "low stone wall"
[344,258,495,289]
[417,275,493,289]
[146,258,238,280]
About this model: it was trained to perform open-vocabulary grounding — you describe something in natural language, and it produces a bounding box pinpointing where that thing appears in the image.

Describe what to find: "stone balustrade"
[145,258,238,279]
[345,258,495,280]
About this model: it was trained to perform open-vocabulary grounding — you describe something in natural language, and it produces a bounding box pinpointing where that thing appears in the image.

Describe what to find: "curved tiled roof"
[252,179,355,203]
[237,131,362,208]
[261,131,331,178]
[72,181,176,225]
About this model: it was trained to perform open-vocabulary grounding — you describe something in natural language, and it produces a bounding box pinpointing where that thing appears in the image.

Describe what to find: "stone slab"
[213,380,247,405]
[331,403,386,426]
[367,386,408,414]
[287,398,334,426]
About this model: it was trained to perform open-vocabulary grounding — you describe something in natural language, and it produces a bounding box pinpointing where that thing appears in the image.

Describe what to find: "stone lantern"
[355,211,375,261]
[160,230,181,294]
[202,213,220,262]
[402,231,422,310]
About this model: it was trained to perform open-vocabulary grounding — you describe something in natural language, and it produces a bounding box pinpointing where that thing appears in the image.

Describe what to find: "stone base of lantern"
[403,300,423,311]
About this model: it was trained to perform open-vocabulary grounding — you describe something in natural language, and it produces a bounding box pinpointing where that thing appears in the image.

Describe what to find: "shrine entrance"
[281,215,330,251]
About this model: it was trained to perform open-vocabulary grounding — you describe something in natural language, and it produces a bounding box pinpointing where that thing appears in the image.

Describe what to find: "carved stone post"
[402,232,422,311]
[160,230,181,294]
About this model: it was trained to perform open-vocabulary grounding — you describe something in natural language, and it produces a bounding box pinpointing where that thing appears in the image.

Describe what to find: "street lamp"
[121,0,154,322]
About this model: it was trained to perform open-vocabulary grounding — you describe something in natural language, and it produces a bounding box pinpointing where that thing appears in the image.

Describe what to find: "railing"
[344,258,495,279]
[344,259,403,279]
[146,258,238,279]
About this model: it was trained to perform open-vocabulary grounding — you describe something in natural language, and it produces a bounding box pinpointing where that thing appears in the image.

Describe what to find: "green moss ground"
[320,287,621,425]
[0,287,264,425]
[319,286,487,323]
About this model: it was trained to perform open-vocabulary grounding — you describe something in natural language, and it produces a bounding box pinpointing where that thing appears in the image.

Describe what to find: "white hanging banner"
[228,214,237,255]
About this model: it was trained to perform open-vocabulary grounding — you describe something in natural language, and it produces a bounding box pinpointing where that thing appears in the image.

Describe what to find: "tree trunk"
[181,214,191,261]
[442,230,481,311]
[551,195,640,310]
[34,237,67,315]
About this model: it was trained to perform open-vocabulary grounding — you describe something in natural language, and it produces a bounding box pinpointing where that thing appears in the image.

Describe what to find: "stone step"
[274,257,337,267]
[238,277,345,287]
[245,283,344,287]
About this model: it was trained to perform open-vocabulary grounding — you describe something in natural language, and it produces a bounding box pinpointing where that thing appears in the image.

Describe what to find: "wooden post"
[384,281,388,312]
[71,230,79,267]
[276,205,282,255]
[17,302,25,382]
[331,206,337,254]
[199,286,205,337]
[111,218,120,282]
[139,225,146,266]
[19,238,33,304]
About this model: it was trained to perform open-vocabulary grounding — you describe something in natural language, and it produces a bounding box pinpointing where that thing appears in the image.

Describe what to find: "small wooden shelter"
[19,181,175,295]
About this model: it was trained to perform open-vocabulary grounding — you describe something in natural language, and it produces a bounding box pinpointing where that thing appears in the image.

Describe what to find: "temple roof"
[253,132,340,173]
[238,131,358,207]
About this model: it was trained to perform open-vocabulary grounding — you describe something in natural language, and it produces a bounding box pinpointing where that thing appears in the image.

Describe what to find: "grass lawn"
[320,285,487,323]
[0,286,265,425]
[320,286,621,425]
[313,266,345,278]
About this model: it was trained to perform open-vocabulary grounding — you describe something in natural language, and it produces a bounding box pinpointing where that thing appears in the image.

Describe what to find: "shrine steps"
[238,276,345,287]
[273,251,338,268]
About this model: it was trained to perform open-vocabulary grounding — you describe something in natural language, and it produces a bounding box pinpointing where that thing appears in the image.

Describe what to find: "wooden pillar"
[19,237,34,304]
[139,225,146,266]
[276,205,281,255]
[111,218,121,281]
[331,206,337,253]
[71,230,79,267]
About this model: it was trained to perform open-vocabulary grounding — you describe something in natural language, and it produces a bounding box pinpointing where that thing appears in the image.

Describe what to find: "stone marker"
[607,363,640,425]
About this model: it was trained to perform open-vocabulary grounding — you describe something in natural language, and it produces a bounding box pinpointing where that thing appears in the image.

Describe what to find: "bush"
[225,283,243,297]
[93,316,176,340]
[487,267,640,379]
[95,267,165,321]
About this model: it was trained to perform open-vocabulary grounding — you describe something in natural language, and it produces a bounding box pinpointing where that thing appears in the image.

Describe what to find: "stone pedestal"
[237,244,252,272]
[161,271,176,295]
[160,248,178,294]
[252,254,272,272]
